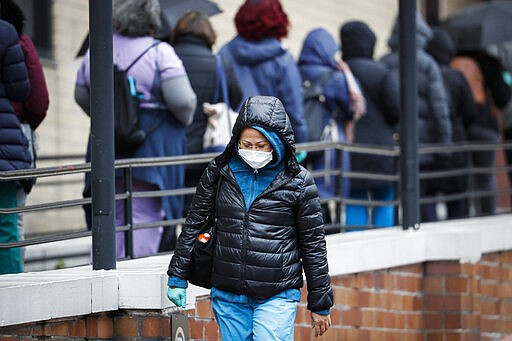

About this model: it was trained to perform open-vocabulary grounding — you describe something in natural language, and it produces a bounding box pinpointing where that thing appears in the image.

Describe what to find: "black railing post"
[90,0,116,269]
[399,0,420,230]
[123,168,134,259]
[335,145,344,232]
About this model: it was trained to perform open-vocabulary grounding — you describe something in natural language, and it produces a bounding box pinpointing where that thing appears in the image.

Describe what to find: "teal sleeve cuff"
[168,276,188,288]
[313,309,330,315]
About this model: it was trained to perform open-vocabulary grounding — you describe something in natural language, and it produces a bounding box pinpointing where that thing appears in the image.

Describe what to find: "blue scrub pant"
[211,288,299,341]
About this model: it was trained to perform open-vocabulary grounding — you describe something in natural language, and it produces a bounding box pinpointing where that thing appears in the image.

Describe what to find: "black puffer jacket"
[168,96,333,312]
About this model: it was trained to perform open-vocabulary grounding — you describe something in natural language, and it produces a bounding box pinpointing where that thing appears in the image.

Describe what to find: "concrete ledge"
[1,214,511,327]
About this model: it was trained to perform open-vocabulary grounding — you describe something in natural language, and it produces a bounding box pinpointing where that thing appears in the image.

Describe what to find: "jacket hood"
[228,36,287,66]
[298,28,338,69]
[425,27,456,66]
[387,12,432,51]
[252,125,285,168]
[340,21,376,59]
[216,95,300,174]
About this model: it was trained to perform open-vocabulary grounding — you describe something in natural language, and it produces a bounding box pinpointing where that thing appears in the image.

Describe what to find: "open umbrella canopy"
[156,0,222,39]
[442,0,512,51]
[76,0,222,57]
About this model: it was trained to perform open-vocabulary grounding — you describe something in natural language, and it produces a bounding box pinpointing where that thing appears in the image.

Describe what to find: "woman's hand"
[311,312,331,337]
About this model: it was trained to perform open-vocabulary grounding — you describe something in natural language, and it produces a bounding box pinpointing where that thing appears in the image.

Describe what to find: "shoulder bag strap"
[214,55,233,133]
[124,40,160,72]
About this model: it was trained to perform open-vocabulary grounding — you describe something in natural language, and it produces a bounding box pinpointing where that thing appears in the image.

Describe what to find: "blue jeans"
[211,287,300,341]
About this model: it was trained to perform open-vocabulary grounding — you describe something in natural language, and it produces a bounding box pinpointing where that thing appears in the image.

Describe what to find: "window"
[16,0,53,59]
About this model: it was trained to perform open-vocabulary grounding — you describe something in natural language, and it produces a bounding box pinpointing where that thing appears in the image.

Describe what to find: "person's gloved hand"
[167,287,186,308]
[296,151,308,164]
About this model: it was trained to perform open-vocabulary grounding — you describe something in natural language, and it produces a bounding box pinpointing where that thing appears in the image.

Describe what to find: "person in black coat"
[426,27,479,219]
[340,20,400,228]
[159,11,242,252]
[167,96,333,339]
[380,12,452,222]
[0,19,30,274]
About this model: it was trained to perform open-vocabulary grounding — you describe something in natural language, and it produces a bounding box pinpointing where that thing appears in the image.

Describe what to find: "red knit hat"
[235,0,289,41]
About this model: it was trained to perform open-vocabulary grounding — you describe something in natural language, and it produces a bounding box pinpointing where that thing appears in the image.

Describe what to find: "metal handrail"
[1,140,511,254]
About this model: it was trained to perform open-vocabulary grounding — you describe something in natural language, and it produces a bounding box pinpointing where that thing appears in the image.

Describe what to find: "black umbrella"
[156,0,222,39]
[76,0,222,58]
[442,0,512,51]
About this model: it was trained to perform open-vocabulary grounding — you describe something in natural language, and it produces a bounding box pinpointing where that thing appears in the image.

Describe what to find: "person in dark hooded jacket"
[297,28,360,226]
[425,27,479,219]
[0,19,30,274]
[340,21,400,228]
[380,12,452,222]
[167,96,333,339]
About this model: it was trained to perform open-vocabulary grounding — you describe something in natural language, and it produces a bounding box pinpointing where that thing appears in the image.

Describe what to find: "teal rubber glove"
[167,287,186,308]
[296,151,308,164]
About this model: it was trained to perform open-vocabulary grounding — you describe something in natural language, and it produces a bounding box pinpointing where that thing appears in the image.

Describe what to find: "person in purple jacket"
[75,0,196,258]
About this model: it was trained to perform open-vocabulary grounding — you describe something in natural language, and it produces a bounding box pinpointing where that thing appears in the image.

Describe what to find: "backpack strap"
[124,40,160,72]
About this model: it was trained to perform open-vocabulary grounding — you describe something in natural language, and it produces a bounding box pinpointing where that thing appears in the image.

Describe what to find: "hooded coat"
[340,21,400,190]
[297,28,353,199]
[168,96,333,313]
[219,37,308,143]
[380,13,452,167]
[0,19,30,172]
[426,28,479,193]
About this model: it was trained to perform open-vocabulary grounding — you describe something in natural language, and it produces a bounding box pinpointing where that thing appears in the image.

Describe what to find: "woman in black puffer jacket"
[167,96,333,340]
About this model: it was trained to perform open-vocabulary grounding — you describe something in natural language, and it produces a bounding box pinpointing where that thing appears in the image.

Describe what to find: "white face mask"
[238,147,273,170]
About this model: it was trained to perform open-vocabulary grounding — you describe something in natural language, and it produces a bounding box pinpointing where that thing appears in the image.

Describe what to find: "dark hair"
[170,10,217,48]
[235,0,289,41]
[0,0,25,36]
[112,0,161,37]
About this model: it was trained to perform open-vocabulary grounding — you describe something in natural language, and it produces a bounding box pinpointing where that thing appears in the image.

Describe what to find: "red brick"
[196,297,213,319]
[370,292,390,309]
[330,275,354,288]
[29,325,43,336]
[97,316,113,338]
[481,298,500,315]
[461,262,479,276]
[500,251,512,265]
[481,264,501,280]
[424,294,462,311]
[188,319,204,340]
[159,317,171,337]
[142,317,160,338]
[294,325,314,341]
[482,252,500,263]
[402,294,418,311]
[339,308,362,327]
[500,300,512,316]
[333,287,358,307]
[424,313,443,329]
[358,291,370,307]
[446,277,469,293]
[389,293,403,310]
[426,261,462,275]
[498,283,512,298]
[361,309,376,327]
[115,316,139,337]
[480,316,500,333]
[424,332,445,341]
[395,275,422,292]
[424,277,444,294]
[404,312,423,330]
[68,319,86,337]
[204,320,219,340]
[383,273,396,290]
[393,264,423,274]
[294,304,309,324]
[446,314,462,329]
[481,281,498,297]
[86,317,98,338]
[501,267,512,281]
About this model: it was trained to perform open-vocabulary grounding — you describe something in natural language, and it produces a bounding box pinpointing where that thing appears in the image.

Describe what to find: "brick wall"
[2,251,512,340]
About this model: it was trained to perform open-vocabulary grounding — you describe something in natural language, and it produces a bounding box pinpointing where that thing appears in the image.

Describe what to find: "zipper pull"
[254,169,258,175]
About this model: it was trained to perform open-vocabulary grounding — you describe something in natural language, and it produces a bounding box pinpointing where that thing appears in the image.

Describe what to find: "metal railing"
[1,141,511,265]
